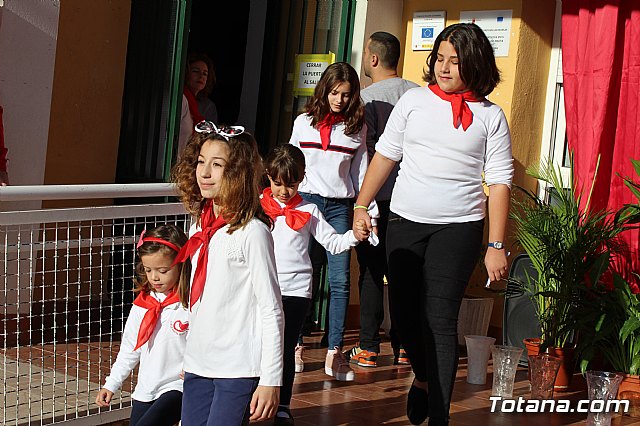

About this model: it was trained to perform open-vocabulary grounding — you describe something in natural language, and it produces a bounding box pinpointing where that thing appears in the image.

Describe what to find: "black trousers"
[354,200,400,352]
[281,296,311,405]
[386,213,483,420]
[130,390,182,426]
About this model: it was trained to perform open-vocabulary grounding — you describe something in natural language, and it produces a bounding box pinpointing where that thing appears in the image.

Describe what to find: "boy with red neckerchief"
[261,144,374,425]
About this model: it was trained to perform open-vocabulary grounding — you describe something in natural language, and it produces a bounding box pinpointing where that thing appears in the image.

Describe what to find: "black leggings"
[281,296,311,406]
[130,390,182,426]
[386,214,483,420]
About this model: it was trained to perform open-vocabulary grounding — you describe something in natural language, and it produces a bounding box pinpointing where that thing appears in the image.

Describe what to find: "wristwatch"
[488,241,504,250]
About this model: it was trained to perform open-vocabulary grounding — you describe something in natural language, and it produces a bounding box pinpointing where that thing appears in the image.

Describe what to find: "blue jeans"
[181,373,259,426]
[299,192,352,349]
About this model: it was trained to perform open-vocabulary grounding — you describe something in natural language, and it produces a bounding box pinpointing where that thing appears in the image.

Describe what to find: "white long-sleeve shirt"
[183,218,284,386]
[103,291,189,402]
[267,196,359,298]
[289,114,379,219]
[376,87,513,224]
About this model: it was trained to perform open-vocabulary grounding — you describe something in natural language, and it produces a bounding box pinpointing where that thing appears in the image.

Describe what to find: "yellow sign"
[293,52,335,96]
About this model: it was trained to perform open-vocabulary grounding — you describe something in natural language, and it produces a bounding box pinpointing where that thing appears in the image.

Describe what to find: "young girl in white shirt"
[171,121,284,425]
[261,144,371,424]
[95,224,189,426]
[288,62,376,381]
[354,23,513,426]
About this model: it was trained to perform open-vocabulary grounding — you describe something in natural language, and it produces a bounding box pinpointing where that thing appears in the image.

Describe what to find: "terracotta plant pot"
[523,338,575,392]
[616,374,640,417]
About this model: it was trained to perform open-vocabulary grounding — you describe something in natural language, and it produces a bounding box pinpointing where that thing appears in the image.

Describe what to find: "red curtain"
[562,0,640,275]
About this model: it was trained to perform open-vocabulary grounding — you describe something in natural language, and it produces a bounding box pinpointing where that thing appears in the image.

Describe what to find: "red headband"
[136,230,182,253]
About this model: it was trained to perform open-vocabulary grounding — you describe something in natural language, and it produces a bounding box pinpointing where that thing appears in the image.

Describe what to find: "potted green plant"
[510,159,628,390]
[572,159,640,416]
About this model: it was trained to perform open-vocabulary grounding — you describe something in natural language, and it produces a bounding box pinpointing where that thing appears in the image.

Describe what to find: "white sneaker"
[294,344,304,373]
[325,346,355,381]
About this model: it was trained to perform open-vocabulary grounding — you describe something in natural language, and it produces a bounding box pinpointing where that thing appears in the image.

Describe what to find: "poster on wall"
[293,52,335,96]
[459,10,512,57]
[411,11,446,51]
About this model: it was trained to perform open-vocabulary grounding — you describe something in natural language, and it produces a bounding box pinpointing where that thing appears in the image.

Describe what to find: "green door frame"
[163,0,191,181]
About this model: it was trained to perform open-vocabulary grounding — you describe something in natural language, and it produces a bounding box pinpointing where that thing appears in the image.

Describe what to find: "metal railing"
[0,184,189,425]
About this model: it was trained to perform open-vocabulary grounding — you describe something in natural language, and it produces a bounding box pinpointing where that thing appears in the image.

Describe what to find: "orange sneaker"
[394,347,410,365]
[351,349,378,367]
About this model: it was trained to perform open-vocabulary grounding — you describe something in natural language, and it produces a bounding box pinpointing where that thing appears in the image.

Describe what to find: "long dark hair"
[305,62,364,135]
[423,23,501,98]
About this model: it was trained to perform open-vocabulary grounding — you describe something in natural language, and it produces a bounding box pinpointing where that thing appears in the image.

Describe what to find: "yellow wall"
[44,1,131,189]
[398,0,556,333]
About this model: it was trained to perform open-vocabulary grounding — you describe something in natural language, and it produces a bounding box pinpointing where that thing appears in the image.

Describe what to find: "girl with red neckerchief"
[171,122,283,425]
[95,224,190,426]
[288,62,378,382]
[261,144,373,424]
[353,23,513,426]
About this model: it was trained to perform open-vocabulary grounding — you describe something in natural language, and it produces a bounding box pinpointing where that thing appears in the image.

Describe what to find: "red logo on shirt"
[172,320,189,334]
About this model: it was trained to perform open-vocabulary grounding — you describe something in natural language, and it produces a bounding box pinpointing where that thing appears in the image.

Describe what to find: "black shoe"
[428,417,449,426]
[273,406,294,425]
[407,384,429,425]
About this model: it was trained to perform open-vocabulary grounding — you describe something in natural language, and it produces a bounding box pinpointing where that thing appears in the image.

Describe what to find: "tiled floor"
[4,330,640,425]
[253,330,640,426]
[1,342,132,425]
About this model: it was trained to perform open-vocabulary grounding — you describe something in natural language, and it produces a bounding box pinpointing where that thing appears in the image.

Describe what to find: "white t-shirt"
[267,196,359,298]
[376,87,513,224]
[103,291,189,402]
[183,219,284,386]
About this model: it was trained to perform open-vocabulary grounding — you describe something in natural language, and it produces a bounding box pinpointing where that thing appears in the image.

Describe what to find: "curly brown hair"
[133,224,191,307]
[171,130,270,233]
[304,62,364,136]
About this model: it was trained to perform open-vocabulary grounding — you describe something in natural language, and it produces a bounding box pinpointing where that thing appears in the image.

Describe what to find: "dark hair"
[185,52,216,96]
[265,144,305,186]
[369,31,401,69]
[423,23,501,98]
[134,224,191,306]
[305,62,364,135]
[171,129,270,233]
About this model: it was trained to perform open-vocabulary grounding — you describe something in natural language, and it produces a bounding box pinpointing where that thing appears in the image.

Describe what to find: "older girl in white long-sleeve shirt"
[172,122,283,425]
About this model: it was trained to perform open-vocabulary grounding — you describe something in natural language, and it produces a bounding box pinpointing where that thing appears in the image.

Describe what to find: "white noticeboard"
[460,10,513,57]
[412,11,446,51]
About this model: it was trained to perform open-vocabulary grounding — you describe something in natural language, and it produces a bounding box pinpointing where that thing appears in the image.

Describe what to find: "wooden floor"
[250,330,640,426]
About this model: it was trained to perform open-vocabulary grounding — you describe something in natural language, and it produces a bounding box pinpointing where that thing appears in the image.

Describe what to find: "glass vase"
[465,335,496,385]
[528,354,561,399]
[586,371,624,426]
[490,345,523,398]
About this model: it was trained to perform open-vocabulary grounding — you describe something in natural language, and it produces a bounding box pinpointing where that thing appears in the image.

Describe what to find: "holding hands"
[354,219,371,241]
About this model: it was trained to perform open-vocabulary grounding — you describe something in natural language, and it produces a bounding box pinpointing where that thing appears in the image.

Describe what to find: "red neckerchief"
[173,202,227,309]
[183,87,204,126]
[260,187,311,231]
[133,290,180,350]
[317,112,345,150]
[428,84,482,131]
